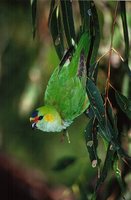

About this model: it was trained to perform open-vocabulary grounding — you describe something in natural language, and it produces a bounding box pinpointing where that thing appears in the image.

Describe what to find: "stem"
[96,51,110,63]
[96,48,124,64]
[105,1,119,110]
[112,48,124,62]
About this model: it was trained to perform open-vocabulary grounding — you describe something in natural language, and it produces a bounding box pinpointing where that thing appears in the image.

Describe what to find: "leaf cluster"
[31,0,131,199]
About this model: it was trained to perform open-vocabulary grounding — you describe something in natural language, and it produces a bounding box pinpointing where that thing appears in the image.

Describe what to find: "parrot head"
[30,105,70,132]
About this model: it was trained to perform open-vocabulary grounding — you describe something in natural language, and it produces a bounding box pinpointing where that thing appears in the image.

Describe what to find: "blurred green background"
[0,1,131,200]
[0,0,94,185]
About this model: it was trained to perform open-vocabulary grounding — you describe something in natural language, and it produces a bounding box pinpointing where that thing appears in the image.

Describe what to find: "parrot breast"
[36,117,72,132]
[34,105,72,132]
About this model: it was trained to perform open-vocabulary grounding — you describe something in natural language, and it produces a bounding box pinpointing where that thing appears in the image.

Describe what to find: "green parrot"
[30,32,90,132]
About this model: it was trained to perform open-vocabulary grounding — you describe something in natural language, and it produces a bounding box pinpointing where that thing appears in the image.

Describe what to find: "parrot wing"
[44,32,90,121]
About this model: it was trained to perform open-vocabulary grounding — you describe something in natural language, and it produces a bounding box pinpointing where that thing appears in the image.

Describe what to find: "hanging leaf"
[85,118,100,168]
[84,106,94,119]
[48,1,64,59]
[86,79,130,159]
[88,61,99,83]
[94,143,115,193]
[78,0,90,32]
[120,1,131,77]
[60,0,76,46]
[89,2,100,65]
[48,0,56,27]
[52,156,76,171]
[86,78,111,142]
[30,0,37,38]
[115,91,131,119]
[87,1,100,82]
[106,99,119,137]
[113,156,125,197]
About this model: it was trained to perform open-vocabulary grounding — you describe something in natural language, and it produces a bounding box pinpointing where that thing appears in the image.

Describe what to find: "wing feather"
[44,32,90,121]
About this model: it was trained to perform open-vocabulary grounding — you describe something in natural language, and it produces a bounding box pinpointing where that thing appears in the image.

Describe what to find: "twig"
[111,48,124,62]
[105,1,119,111]
[96,48,124,64]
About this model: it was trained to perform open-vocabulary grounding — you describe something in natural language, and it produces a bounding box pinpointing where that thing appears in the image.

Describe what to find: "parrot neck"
[62,120,72,129]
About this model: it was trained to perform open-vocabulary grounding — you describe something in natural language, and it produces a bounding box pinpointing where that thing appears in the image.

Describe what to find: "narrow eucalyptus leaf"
[48,3,64,59]
[120,1,131,77]
[87,1,100,79]
[86,79,128,159]
[86,79,105,116]
[48,0,56,27]
[120,1,129,58]
[89,2,100,65]
[106,100,118,136]
[95,143,115,192]
[88,62,99,82]
[86,78,110,141]
[60,0,76,46]
[31,0,37,38]
[85,118,100,167]
[115,91,131,119]
[113,157,125,194]
[78,0,90,32]
[123,60,131,77]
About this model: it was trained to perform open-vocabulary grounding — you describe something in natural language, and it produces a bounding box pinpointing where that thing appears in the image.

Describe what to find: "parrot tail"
[77,49,87,79]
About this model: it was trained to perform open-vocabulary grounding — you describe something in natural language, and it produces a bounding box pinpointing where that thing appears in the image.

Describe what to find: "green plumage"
[44,32,90,121]
[30,32,91,132]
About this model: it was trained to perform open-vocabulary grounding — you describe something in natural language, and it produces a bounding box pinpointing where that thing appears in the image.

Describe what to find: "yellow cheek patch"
[44,114,54,122]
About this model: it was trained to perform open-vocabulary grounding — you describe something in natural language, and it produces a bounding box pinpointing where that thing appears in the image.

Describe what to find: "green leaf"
[78,0,90,32]
[86,78,111,142]
[88,62,99,83]
[113,156,125,196]
[94,143,115,193]
[115,91,131,119]
[89,2,100,65]
[30,0,37,38]
[48,1,64,59]
[60,0,76,46]
[106,100,118,137]
[106,96,130,159]
[120,1,131,77]
[86,2,100,83]
[123,60,131,77]
[120,2,129,59]
[52,156,76,171]
[85,118,100,168]
[86,79,130,159]
[48,0,55,27]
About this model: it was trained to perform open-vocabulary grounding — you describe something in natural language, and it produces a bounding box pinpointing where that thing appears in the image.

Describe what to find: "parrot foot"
[60,129,71,144]
[63,129,71,144]
[65,129,71,144]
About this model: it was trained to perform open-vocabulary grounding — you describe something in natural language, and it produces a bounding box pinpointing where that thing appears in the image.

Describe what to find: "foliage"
[0,0,130,200]
[30,0,131,199]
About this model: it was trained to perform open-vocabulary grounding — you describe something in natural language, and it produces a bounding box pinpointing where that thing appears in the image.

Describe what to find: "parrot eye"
[32,110,38,118]
[39,116,43,120]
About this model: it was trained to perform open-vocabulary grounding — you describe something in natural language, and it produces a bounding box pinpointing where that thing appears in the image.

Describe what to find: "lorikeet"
[30,32,90,132]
